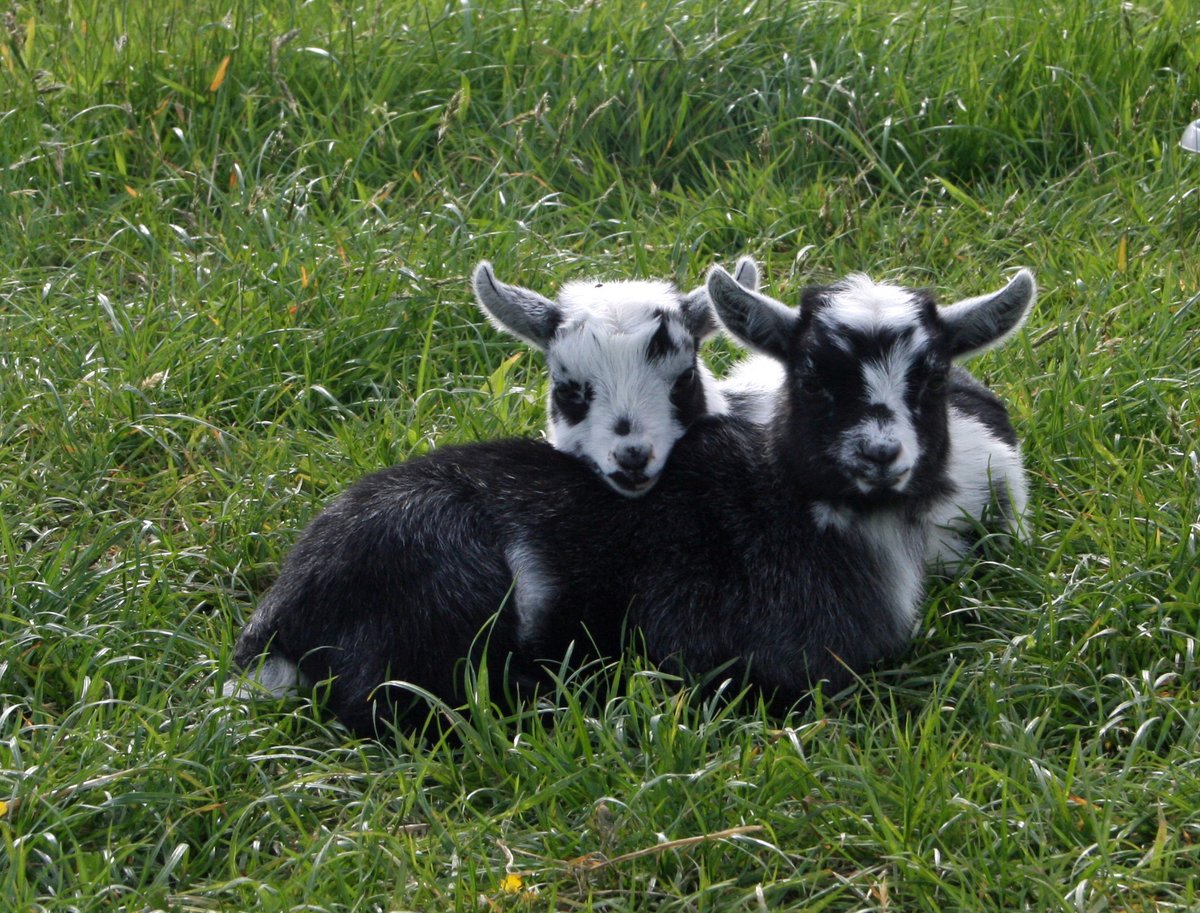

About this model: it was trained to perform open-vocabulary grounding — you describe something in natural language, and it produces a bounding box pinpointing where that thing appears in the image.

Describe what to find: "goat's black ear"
[472,261,562,349]
[940,269,1036,361]
[707,264,797,361]
[680,256,760,340]
[678,287,720,340]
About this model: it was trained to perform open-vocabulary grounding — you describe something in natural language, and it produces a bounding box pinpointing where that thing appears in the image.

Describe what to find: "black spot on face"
[646,316,680,361]
[863,402,895,422]
[795,361,836,404]
[796,341,860,408]
[551,380,593,426]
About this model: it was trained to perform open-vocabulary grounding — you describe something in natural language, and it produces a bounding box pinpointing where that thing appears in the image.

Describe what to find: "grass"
[1,0,1198,909]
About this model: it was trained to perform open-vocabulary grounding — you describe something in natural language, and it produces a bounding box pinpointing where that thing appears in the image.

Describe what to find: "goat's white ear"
[940,269,1036,361]
[707,264,797,361]
[472,261,562,350]
[680,256,760,340]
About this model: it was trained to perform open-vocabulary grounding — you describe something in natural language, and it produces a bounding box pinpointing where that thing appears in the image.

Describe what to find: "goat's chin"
[852,472,912,497]
[574,453,660,496]
[604,471,659,497]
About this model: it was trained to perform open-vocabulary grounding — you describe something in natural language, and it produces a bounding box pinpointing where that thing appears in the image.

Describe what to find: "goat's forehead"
[815,274,929,338]
[556,279,683,329]
[547,316,692,377]
[807,316,934,380]
[860,333,928,385]
[547,281,694,376]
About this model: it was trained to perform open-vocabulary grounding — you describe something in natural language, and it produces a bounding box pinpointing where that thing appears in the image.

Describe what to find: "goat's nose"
[859,439,902,467]
[615,443,652,473]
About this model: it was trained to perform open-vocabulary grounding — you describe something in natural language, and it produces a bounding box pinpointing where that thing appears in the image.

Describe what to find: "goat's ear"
[731,255,761,292]
[680,256,760,340]
[940,269,1036,360]
[472,261,562,349]
[678,287,720,340]
[707,264,797,361]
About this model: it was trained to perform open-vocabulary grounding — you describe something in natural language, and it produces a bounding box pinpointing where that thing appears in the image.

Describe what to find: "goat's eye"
[551,381,592,426]
[921,369,948,395]
[553,381,589,405]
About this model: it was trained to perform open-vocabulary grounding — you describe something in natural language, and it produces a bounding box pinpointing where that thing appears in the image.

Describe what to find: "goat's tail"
[223,619,310,699]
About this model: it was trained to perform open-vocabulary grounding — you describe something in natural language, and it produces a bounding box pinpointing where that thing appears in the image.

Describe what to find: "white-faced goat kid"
[473,261,735,496]
[226,266,1035,737]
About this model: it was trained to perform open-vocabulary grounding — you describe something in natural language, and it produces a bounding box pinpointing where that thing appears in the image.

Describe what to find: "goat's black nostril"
[615,444,651,472]
[614,418,632,436]
[860,440,902,466]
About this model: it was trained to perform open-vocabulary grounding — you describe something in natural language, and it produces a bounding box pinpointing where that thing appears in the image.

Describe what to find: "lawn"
[1,0,1199,910]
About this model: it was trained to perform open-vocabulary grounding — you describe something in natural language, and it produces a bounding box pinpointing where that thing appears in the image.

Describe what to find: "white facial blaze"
[844,340,923,491]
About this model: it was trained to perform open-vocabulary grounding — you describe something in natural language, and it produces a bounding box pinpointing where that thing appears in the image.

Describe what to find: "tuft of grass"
[2,0,1198,910]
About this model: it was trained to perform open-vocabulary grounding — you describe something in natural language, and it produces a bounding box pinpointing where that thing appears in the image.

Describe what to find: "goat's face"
[708,263,1036,504]
[790,279,952,500]
[545,285,706,495]
[474,264,727,496]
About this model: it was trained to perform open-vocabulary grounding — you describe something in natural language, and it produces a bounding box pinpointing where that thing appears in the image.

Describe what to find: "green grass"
[2,0,1199,909]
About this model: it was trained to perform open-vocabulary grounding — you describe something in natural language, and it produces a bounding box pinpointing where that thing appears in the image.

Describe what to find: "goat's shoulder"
[651,415,834,554]
[656,414,774,493]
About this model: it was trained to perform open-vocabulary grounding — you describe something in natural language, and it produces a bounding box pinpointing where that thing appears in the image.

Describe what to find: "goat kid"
[227,267,1034,737]
[473,259,756,495]
[720,267,1035,567]
[227,264,745,720]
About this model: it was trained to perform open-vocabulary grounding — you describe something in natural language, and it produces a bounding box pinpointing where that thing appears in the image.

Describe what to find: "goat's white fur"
[930,405,1031,562]
[813,273,929,337]
[223,654,308,699]
[506,540,557,643]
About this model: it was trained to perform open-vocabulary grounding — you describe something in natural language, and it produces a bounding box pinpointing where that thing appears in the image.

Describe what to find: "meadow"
[1,0,1199,909]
